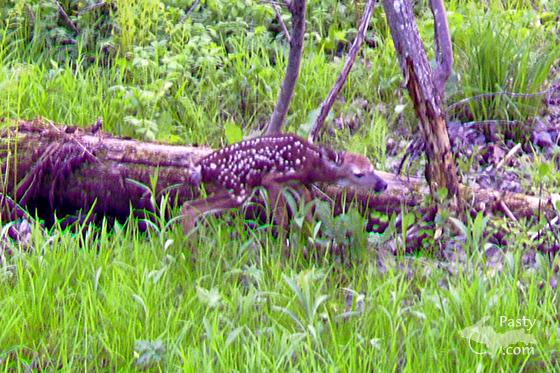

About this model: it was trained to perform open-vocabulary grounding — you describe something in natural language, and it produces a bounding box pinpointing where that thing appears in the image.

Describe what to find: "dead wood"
[383,0,462,208]
[55,1,79,34]
[0,119,206,225]
[270,2,291,42]
[266,0,306,135]
[0,119,557,229]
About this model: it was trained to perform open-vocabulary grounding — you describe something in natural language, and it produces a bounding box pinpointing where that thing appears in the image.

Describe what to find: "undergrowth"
[0,209,558,371]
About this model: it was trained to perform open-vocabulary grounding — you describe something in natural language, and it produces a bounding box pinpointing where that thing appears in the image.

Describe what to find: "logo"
[459,316,537,356]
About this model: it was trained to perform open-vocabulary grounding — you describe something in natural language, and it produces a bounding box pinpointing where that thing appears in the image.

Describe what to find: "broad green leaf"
[224,121,243,144]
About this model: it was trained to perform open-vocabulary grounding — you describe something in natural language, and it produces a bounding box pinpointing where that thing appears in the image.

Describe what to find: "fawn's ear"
[319,147,343,166]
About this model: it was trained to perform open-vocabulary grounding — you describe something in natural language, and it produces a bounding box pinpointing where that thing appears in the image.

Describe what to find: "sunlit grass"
[0,212,558,370]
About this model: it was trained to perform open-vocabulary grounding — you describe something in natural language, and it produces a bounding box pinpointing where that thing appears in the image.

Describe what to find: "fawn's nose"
[375,178,388,192]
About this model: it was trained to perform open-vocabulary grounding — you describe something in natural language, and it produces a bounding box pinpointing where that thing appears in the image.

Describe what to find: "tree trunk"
[382,0,461,207]
[266,0,306,135]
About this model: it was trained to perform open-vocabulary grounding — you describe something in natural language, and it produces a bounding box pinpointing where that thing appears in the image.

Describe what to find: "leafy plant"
[451,8,558,139]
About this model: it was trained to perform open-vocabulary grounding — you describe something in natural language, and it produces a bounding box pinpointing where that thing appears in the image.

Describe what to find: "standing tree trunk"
[266,0,306,135]
[382,0,461,207]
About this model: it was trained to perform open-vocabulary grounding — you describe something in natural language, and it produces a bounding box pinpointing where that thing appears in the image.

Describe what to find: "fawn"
[182,134,387,233]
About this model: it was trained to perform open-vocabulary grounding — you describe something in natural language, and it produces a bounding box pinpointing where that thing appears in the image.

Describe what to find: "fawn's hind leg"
[261,175,291,233]
[182,192,243,234]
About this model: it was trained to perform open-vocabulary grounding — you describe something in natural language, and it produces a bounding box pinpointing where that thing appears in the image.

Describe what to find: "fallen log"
[0,119,557,229]
[0,119,207,225]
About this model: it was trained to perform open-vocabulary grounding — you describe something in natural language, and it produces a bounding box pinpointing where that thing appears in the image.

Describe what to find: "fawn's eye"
[353,172,365,178]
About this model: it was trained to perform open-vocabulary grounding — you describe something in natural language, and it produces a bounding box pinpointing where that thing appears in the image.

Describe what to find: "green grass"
[1,215,558,371]
[451,6,557,127]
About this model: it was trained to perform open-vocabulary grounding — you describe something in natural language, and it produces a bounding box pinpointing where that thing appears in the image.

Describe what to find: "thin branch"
[495,143,522,171]
[179,0,201,23]
[499,200,518,223]
[447,89,550,113]
[308,0,377,143]
[272,2,291,42]
[55,1,79,34]
[461,119,523,127]
[266,0,306,135]
[260,0,289,8]
[429,0,453,99]
[77,2,106,16]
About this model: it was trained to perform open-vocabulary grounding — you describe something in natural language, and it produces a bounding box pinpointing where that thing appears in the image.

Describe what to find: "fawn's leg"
[261,175,289,232]
[300,184,315,222]
[182,192,243,233]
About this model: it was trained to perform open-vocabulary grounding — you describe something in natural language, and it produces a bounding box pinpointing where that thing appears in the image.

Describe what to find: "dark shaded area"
[0,119,201,228]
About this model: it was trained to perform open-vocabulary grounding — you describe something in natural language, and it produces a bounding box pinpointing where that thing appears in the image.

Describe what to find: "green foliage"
[450,6,558,128]
[0,0,405,147]
[224,121,244,143]
[347,111,389,168]
[0,213,558,371]
[1,0,116,65]
[450,212,489,253]
[314,200,369,255]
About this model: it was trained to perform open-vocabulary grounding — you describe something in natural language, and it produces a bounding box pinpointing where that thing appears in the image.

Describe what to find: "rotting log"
[0,119,206,226]
[0,119,557,229]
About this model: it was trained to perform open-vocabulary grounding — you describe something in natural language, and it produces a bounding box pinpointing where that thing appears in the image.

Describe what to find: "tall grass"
[0,213,558,371]
[441,5,559,144]
[453,11,557,123]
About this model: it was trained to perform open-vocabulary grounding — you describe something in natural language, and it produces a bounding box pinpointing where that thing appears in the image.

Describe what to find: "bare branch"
[447,89,550,113]
[179,0,201,23]
[461,119,523,127]
[495,143,522,171]
[272,3,291,42]
[77,2,106,16]
[429,0,452,99]
[260,0,289,8]
[499,200,518,222]
[266,0,306,135]
[308,0,377,143]
[55,1,79,34]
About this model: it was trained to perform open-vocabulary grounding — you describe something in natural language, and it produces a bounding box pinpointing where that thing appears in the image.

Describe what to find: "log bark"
[0,119,206,225]
[0,120,556,229]
[382,0,461,207]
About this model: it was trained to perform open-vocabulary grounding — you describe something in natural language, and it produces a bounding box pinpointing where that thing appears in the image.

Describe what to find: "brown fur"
[182,134,386,233]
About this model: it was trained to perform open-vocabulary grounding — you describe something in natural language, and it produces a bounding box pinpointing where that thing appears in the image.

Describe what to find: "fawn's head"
[320,149,387,192]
